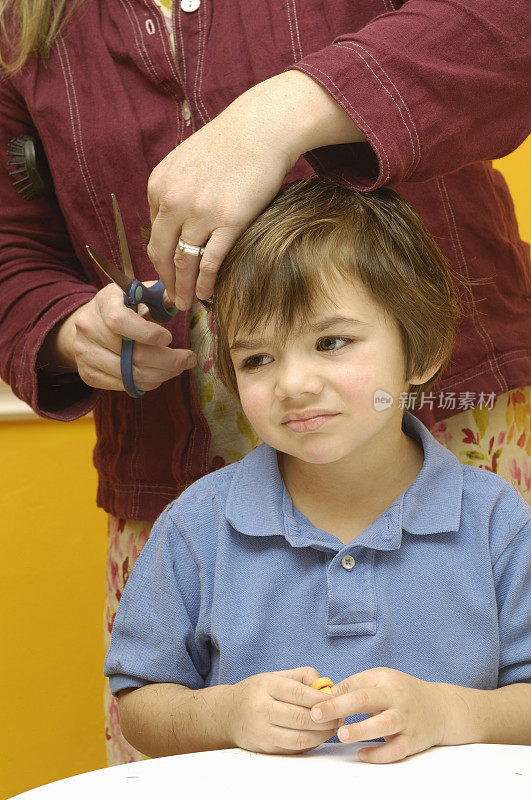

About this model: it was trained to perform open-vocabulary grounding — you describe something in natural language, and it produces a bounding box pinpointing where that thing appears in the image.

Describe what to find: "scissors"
[86,194,178,398]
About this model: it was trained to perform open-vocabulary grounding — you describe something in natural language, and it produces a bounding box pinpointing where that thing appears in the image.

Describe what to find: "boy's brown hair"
[201,178,461,402]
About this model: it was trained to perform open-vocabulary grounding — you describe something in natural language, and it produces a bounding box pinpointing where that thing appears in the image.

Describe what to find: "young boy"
[104,179,531,763]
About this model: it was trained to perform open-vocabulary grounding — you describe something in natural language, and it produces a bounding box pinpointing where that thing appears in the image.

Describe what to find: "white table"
[11,742,531,800]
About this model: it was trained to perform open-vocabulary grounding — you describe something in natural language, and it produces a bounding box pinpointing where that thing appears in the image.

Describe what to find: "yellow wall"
[1,140,529,800]
[1,419,107,799]
[495,141,531,243]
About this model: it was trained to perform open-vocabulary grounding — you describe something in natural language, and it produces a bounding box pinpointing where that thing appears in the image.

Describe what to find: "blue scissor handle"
[121,279,178,398]
[124,279,177,323]
[120,336,143,398]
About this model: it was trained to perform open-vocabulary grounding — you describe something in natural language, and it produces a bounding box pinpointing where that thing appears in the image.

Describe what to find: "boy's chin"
[278,439,350,465]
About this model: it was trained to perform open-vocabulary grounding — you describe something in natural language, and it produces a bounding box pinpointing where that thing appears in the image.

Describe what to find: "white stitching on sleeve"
[337,42,419,177]
[338,41,421,174]
[293,61,391,183]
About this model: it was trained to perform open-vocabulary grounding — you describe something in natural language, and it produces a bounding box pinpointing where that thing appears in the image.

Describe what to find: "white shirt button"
[341,555,355,570]
[181,0,200,12]
[182,100,191,123]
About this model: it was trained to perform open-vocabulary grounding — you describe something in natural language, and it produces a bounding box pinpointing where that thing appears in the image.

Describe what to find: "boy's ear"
[407,360,444,387]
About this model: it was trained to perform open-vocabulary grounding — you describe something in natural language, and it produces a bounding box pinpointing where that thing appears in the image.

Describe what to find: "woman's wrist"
[37,311,79,374]
[241,70,366,168]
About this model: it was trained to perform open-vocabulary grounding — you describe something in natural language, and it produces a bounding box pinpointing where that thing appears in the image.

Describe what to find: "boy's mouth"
[282,413,339,433]
[281,408,338,423]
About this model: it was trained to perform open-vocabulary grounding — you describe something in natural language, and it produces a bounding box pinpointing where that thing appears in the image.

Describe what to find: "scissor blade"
[86,245,130,293]
[111,193,135,283]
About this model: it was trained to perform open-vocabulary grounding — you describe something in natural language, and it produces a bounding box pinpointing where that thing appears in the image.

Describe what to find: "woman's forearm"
[437,682,531,746]
[238,70,366,168]
[117,683,237,757]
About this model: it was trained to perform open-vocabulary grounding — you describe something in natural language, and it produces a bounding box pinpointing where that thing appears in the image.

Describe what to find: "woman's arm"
[284,0,531,189]
[0,77,99,417]
[148,0,530,305]
[146,69,366,306]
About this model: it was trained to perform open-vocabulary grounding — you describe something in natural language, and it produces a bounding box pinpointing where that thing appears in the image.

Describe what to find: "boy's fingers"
[332,667,401,697]
[272,677,333,711]
[310,687,387,724]
[272,727,338,755]
[269,698,343,732]
[357,735,411,764]
[337,709,402,744]
[275,666,322,688]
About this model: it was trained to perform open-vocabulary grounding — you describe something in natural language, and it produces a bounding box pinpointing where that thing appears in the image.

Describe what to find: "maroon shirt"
[1,0,530,520]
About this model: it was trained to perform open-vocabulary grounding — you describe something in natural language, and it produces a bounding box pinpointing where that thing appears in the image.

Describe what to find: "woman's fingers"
[75,335,196,393]
[147,207,186,302]
[146,91,293,306]
[70,283,196,392]
[193,227,241,304]
[95,288,173,346]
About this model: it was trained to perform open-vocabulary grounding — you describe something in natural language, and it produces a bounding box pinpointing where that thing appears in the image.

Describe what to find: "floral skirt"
[103,386,530,766]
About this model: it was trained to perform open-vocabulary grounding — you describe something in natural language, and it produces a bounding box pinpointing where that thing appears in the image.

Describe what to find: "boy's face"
[229,275,424,466]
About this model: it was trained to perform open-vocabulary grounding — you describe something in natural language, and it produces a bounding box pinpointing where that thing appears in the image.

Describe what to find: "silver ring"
[177,236,207,257]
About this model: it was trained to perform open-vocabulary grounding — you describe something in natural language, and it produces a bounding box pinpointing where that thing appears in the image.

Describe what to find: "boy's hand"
[310,667,446,764]
[228,667,346,755]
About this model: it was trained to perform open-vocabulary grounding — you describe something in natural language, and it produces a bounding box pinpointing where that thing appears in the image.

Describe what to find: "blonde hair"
[201,178,462,402]
[0,0,82,76]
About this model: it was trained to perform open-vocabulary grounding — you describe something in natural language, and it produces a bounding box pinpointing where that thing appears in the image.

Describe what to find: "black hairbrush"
[7,133,54,200]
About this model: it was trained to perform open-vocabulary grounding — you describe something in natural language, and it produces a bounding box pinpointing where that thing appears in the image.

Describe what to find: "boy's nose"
[275,358,323,398]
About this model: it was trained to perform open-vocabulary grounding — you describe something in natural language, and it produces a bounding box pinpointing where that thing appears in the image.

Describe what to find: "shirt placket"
[120,1,179,96]
[173,0,212,133]
[325,546,378,637]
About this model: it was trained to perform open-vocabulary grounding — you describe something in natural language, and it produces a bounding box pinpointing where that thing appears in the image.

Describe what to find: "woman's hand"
[38,282,197,392]
[227,667,345,755]
[310,667,447,764]
[147,81,294,310]
[147,71,365,309]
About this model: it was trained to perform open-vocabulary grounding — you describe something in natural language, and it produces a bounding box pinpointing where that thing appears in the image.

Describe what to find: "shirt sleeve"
[104,506,209,697]
[0,77,99,419]
[493,513,531,687]
[285,0,531,190]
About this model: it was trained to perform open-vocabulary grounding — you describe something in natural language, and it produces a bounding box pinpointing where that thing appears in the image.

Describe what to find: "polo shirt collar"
[400,412,463,536]
[225,412,463,545]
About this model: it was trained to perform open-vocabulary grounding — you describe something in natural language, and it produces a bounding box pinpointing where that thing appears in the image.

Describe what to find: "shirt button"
[182,100,191,123]
[341,555,355,570]
[181,0,200,11]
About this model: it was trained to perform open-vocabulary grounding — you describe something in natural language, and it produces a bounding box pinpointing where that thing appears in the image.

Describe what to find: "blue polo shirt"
[104,413,531,708]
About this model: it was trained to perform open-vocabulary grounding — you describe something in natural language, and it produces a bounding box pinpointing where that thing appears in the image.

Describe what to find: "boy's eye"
[239,336,353,370]
[317,336,352,352]
[241,354,272,370]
